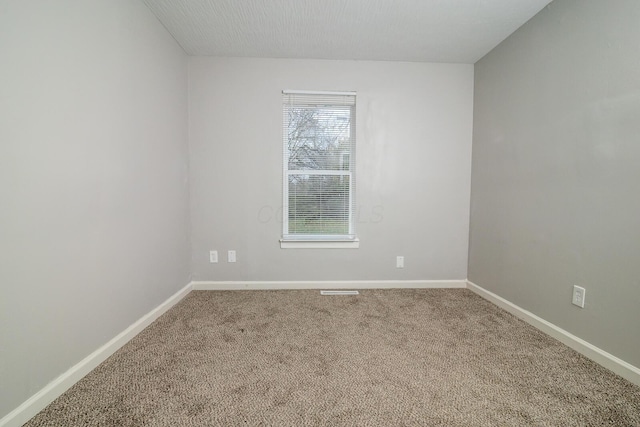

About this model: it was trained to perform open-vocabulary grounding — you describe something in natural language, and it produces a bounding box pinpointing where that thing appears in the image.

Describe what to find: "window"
[281,90,358,249]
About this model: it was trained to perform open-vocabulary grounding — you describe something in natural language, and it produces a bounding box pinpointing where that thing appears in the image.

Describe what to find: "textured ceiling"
[142,0,553,63]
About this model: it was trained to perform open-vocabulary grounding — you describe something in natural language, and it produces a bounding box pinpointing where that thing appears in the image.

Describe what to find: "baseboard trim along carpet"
[0,283,193,427]
[467,280,640,387]
[191,279,467,290]
[7,280,638,426]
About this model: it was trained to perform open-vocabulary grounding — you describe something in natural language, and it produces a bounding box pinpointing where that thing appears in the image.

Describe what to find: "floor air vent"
[320,290,359,296]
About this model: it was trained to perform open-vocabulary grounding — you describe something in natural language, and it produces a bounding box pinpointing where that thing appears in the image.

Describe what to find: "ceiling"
[142,0,553,64]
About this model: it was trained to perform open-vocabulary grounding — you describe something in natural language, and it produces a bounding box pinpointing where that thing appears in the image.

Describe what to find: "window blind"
[282,90,356,241]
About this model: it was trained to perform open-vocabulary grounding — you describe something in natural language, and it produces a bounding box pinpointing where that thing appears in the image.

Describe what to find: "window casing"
[281,90,358,248]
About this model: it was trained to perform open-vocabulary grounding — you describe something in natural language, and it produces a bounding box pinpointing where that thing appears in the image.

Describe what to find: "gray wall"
[0,0,190,418]
[189,57,473,282]
[469,0,640,367]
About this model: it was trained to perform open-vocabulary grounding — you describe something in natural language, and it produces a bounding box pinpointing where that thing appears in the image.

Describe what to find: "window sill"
[280,239,360,249]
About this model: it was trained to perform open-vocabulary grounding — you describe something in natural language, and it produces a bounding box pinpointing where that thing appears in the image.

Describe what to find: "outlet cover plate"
[572,285,585,308]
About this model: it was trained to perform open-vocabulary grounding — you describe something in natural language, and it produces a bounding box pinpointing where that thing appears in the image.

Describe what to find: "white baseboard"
[191,279,467,291]
[0,282,193,427]
[467,280,640,387]
[9,279,635,426]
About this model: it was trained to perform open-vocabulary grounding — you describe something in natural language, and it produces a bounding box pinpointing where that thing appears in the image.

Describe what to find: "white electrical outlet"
[228,250,236,263]
[209,250,218,263]
[396,256,404,268]
[572,285,585,308]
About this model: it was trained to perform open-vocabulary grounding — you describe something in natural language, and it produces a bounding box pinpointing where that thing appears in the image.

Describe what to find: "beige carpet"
[25,289,640,426]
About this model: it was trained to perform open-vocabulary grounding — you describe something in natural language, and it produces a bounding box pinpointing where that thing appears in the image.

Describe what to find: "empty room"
[1,0,639,425]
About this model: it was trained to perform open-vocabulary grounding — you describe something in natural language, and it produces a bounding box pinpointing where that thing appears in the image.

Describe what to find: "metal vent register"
[320,290,359,296]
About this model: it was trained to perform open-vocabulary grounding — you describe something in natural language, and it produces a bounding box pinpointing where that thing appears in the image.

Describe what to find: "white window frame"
[280,90,359,249]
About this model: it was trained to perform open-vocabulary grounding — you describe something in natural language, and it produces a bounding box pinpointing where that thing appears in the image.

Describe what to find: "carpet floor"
[25,289,640,426]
